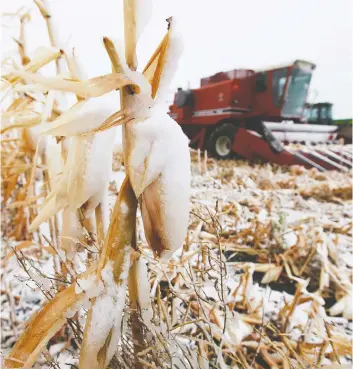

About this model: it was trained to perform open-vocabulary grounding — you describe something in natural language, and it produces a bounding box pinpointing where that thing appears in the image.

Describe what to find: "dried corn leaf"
[102,37,125,74]
[7,193,45,209]
[86,116,145,136]
[33,0,49,18]
[123,0,137,70]
[261,265,283,284]
[39,100,87,136]
[2,47,63,85]
[0,115,42,134]
[5,95,34,112]
[142,33,167,82]
[329,335,353,356]
[142,31,169,98]
[9,71,140,99]
[3,175,20,202]
[5,265,96,368]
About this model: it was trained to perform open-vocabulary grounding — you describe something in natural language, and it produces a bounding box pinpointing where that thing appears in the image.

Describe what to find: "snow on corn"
[1,1,352,369]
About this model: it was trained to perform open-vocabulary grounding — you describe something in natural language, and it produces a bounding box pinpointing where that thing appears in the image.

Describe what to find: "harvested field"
[2,148,352,368]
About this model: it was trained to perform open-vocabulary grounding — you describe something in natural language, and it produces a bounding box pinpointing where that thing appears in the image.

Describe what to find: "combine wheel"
[207,123,237,159]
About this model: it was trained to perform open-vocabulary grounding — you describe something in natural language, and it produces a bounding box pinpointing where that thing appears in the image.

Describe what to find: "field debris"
[2,148,352,368]
[1,0,352,368]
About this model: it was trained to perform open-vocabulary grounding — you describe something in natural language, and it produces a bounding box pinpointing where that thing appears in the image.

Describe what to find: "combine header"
[169,60,352,171]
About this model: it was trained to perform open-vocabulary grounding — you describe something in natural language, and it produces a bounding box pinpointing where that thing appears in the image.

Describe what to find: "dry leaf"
[5,265,97,368]
[2,47,63,85]
[10,71,140,99]
[261,265,283,284]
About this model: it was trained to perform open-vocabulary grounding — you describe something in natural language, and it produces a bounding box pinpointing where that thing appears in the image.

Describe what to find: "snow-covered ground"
[1,151,352,368]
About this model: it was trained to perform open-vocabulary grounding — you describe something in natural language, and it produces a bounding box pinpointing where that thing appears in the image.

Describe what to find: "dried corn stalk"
[3,1,191,368]
[4,264,97,368]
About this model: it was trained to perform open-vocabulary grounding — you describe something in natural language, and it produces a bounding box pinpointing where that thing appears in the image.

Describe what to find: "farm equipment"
[304,102,333,126]
[305,102,352,143]
[337,122,352,144]
[169,60,352,171]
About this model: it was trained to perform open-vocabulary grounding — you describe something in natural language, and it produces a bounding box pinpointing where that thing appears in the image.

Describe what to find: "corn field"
[1,1,352,369]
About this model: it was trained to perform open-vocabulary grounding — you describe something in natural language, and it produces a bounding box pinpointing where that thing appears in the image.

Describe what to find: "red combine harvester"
[169,60,352,172]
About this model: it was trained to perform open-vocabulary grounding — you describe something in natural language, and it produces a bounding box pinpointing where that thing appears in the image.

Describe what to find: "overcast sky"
[2,0,352,118]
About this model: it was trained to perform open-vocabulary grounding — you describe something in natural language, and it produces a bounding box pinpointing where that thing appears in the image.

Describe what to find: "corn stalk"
[79,178,137,369]
[4,1,188,369]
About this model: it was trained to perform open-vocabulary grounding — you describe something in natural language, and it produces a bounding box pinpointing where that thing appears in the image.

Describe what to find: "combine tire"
[207,123,237,159]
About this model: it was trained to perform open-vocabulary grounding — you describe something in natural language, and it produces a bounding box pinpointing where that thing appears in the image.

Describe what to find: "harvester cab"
[253,60,316,122]
[304,103,352,143]
[304,102,334,126]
